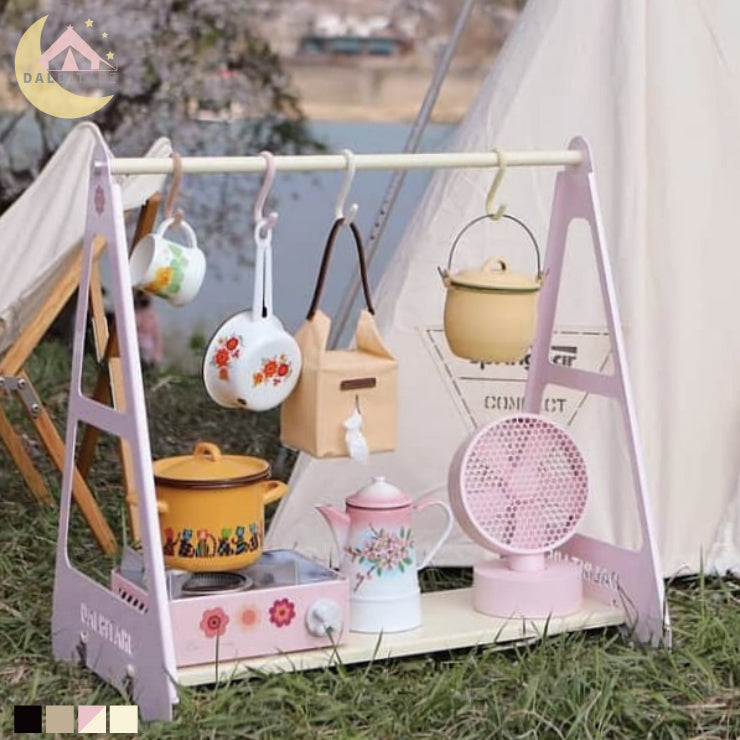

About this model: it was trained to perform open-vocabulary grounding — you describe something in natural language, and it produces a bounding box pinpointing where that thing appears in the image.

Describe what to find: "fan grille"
[460,415,588,553]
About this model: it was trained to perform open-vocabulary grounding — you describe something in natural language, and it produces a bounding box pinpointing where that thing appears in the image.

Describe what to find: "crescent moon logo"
[14,16,115,119]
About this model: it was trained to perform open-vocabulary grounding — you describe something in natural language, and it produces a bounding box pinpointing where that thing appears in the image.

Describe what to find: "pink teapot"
[317,477,453,633]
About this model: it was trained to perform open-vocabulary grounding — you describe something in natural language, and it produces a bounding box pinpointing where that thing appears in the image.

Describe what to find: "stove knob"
[305,598,343,637]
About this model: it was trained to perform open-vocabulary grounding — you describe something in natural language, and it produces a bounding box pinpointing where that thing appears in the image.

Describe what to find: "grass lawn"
[0,340,738,739]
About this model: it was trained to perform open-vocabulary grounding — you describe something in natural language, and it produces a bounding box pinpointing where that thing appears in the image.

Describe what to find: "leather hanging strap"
[306,217,374,320]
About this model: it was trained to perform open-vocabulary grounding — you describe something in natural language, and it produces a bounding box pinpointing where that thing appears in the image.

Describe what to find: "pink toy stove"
[111,549,349,667]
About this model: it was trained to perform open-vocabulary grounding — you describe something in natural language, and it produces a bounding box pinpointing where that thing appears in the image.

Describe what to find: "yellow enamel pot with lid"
[439,213,543,364]
[151,442,288,572]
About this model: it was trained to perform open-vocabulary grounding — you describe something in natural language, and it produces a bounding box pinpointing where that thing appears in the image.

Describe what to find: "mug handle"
[158,217,198,250]
[413,497,454,570]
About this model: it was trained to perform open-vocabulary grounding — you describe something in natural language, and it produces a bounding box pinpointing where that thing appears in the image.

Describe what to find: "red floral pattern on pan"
[253,354,292,388]
[211,334,242,381]
[268,598,296,628]
[199,607,229,638]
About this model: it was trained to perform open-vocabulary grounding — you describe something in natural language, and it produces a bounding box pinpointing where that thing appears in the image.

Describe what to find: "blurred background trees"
[0,0,321,213]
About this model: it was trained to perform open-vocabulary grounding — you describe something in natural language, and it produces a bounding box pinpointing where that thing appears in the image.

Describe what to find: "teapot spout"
[316,505,350,558]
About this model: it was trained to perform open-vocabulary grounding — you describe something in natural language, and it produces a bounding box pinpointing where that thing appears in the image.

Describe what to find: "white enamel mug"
[129,218,206,306]
[202,223,302,412]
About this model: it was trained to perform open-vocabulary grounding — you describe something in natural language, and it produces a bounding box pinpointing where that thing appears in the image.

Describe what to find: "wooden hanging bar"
[106,149,584,176]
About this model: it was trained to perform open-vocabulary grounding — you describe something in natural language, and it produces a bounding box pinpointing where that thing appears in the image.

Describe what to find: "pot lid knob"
[347,476,411,509]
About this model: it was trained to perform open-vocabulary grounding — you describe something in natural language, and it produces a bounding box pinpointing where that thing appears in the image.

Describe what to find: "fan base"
[473,559,583,619]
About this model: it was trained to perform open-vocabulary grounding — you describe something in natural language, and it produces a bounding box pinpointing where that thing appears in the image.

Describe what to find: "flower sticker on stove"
[268,597,296,628]
[199,606,229,638]
[240,604,261,630]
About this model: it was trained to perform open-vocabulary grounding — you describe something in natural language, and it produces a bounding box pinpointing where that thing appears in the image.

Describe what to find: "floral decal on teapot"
[210,334,243,381]
[346,527,414,591]
[252,354,292,388]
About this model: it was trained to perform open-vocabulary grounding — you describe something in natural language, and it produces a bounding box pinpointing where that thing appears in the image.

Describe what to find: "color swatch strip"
[13,704,138,734]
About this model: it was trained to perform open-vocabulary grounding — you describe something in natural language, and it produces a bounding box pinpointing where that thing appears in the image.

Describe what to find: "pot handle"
[444,213,542,279]
[126,495,168,515]
[193,441,222,462]
[412,497,454,571]
[261,480,289,506]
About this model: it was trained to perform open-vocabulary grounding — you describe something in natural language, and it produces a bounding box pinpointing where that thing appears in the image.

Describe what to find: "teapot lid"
[448,257,541,293]
[346,476,411,510]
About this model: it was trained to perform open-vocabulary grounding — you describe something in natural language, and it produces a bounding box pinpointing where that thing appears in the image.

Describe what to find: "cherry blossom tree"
[0,0,321,220]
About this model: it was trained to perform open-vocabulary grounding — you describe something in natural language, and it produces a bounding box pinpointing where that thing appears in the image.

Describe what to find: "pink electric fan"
[449,413,588,618]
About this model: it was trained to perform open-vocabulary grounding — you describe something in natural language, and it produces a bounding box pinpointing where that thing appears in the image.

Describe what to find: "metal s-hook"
[485,148,507,220]
[164,151,186,229]
[334,149,359,226]
[254,150,278,237]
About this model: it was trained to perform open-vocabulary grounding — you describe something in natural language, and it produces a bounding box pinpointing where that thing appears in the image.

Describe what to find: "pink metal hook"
[254,150,278,236]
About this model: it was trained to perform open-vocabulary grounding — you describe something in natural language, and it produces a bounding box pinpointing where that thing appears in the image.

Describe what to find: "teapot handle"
[445,213,541,279]
[412,497,454,571]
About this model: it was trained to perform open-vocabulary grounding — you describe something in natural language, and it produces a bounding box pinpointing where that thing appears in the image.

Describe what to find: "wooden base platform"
[177,588,625,686]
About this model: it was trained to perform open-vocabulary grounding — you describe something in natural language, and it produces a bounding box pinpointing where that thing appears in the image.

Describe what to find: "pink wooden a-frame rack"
[524,138,668,646]
[51,139,178,721]
[50,136,668,724]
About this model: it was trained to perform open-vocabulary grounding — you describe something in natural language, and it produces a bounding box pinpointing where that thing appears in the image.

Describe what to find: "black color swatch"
[14,705,43,733]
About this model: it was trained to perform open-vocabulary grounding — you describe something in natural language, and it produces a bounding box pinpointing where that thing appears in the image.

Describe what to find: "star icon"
[102,32,108,38]
[106,51,114,60]
[85,18,93,27]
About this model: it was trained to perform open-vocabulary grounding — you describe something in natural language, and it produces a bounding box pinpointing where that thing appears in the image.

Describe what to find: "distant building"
[299,11,413,58]
[298,33,412,57]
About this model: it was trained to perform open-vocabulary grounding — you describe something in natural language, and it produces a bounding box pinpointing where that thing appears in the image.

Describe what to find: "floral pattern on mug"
[269,597,296,628]
[346,527,414,591]
[253,354,292,387]
[199,607,229,638]
[211,334,242,381]
[143,243,188,297]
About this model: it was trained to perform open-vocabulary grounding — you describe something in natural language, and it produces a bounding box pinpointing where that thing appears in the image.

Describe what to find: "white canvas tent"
[267,0,740,577]
[0,122,171,355]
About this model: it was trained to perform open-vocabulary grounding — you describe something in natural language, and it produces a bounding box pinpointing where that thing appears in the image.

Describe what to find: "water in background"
[157,120,455,369]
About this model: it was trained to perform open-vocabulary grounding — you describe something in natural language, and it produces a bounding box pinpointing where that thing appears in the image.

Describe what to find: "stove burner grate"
[180,571,253,596]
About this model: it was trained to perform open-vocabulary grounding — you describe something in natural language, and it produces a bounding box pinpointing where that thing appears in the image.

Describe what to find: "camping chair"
[0,123,170,553]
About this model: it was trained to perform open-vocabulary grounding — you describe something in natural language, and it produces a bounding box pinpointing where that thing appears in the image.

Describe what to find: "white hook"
[254,150,278,238]
[334,149,359,226]
[486,148,507,220]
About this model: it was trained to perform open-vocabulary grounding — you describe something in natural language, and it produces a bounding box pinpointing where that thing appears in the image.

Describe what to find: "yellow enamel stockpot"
[439,213,543,364]
[150,442,287,572]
